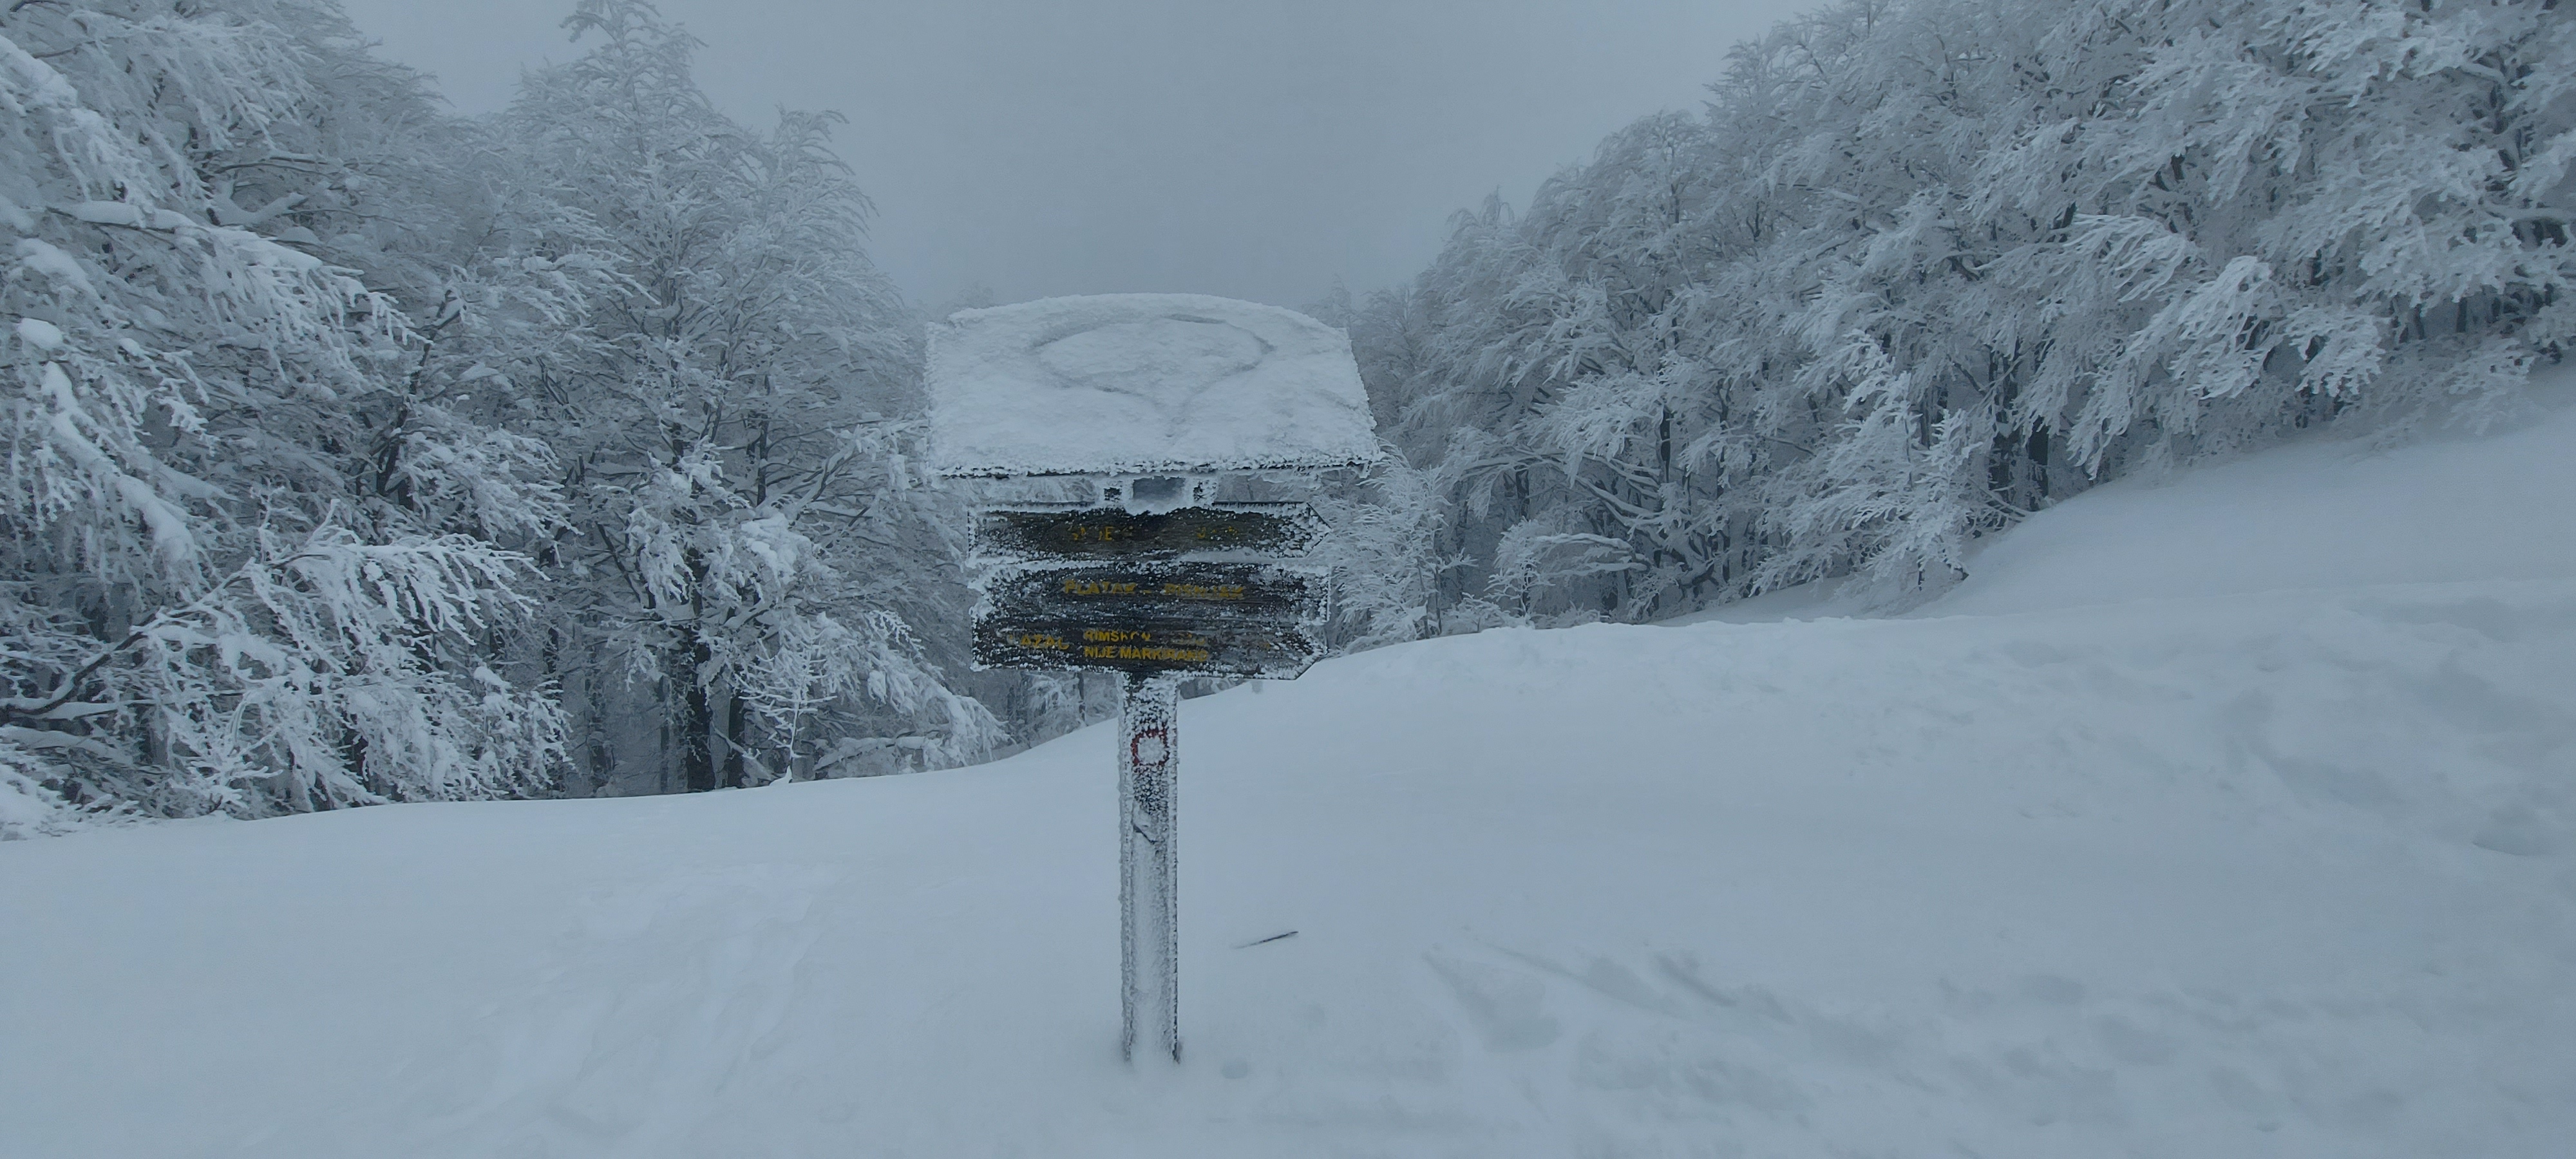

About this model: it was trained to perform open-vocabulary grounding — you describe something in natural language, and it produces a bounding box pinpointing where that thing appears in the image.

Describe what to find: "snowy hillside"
[6,400,2574,1158]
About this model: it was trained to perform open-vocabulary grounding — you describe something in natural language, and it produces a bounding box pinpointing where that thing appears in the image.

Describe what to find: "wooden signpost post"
[926,294,1379,1065]
[971,504,1327,1064]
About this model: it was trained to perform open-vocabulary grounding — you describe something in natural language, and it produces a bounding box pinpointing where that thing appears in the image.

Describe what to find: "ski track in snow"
[6,413,2576,1156]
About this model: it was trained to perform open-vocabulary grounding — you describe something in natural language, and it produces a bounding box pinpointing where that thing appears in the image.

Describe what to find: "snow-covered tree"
[1311,453,1468,648]
[1,0,566,829]
[493,0,998,793]
[1359,0,2575,621]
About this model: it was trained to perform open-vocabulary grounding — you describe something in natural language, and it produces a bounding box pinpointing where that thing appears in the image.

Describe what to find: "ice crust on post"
[925,294,1379,477]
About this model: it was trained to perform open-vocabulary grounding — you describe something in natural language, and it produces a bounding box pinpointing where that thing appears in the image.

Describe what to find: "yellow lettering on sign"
[1082,628,1153,643]
[1013,632,1070,650]
[1061,578,1141,596]
[1079,644,1213,663]
[1156,583,1247,600]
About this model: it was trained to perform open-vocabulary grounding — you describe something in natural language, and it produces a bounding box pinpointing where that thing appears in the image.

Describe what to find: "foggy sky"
[335,1,1817,312]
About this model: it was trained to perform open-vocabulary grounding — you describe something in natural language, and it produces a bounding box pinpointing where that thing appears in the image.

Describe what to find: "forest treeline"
[1321,0,2573,637]
[1,0,1020,834]
[5,0,2571,832]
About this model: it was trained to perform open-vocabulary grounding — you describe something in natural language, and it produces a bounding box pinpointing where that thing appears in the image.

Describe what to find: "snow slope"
[1672,379,2576,628]
[5,404,2574,1158]
[1929,389,2576,617]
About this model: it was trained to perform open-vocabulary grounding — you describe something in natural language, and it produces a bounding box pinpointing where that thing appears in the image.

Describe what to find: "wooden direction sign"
[972,560,1324,678]
[975,504,1324,561]
[931,297,1374,1066]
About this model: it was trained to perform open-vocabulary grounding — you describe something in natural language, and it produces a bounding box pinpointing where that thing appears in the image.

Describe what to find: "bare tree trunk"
[721,684,750,789]
[681,632,717,793]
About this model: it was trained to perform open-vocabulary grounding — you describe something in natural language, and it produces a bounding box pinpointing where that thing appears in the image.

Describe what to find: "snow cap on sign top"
[926,294,1380,477]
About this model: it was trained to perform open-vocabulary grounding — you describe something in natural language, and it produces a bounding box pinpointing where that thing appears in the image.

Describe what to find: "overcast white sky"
[335,1,1817,311]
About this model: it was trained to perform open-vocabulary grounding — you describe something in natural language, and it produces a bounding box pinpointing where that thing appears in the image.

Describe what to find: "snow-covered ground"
[7,395,2575,1158]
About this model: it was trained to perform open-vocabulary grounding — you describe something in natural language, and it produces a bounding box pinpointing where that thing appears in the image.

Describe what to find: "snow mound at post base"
[925,294,1378,477]
[5,406,2574,1157]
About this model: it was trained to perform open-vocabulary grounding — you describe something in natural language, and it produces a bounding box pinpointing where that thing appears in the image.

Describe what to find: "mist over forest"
[5,0,2570,831]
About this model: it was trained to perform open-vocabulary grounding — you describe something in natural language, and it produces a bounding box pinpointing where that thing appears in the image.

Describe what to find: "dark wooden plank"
[970,560,1326,677]
[972,616,1321,677]
[980,561,1320,619]
[975,504,1323,561]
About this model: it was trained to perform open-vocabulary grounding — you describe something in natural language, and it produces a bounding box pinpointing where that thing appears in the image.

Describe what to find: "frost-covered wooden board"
[925,294,1379,477]
[983,561,1321,619]
[975,504,1324,561]
[974,617,1321,677]
[972,561,1325,677]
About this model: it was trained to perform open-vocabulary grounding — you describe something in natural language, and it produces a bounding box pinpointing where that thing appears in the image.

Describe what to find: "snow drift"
[3,401,2572,1157]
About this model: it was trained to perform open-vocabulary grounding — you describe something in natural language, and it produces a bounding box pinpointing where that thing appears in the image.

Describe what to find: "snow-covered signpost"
[928,294,1378,1064]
